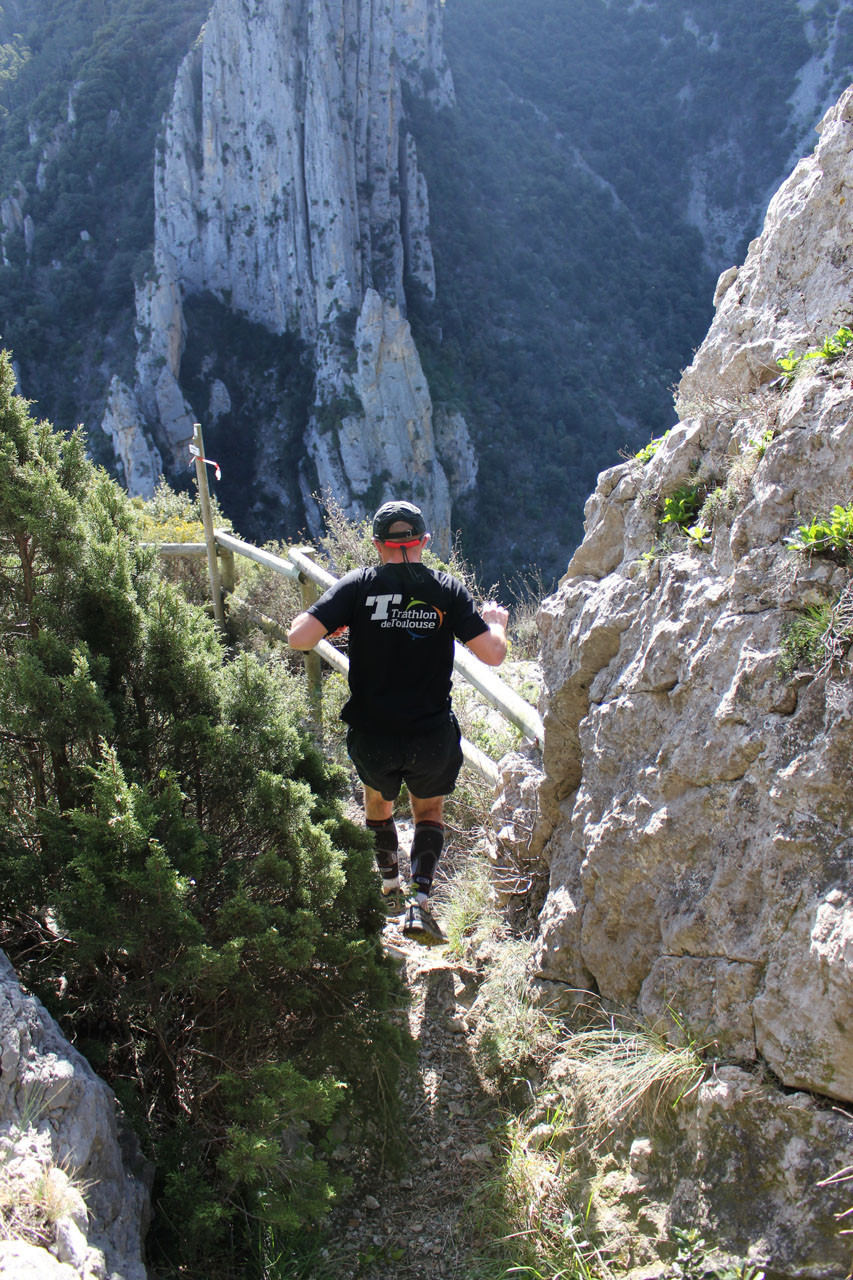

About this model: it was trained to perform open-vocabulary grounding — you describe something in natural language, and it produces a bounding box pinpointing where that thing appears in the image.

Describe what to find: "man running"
[287,500,508,944]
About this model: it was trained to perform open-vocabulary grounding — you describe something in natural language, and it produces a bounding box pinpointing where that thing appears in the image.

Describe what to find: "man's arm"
[287,612,329,650]
[465,602,509,667]
[287,570,361,649]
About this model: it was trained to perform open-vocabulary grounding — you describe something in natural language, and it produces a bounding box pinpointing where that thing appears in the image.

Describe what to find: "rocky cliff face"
[0,951,150,1280]
[103,0,473,551]
[530,88,853,1275]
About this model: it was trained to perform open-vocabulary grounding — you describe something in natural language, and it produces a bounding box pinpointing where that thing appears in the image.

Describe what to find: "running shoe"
[402,900,445,946]
[382,887,404,917]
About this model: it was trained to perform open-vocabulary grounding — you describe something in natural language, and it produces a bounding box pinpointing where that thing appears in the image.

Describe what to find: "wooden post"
[218,548,236,594]
[190,422,224,628]
[299,572,323,738]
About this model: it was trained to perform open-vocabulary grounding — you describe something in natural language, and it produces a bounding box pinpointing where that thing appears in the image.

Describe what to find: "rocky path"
[325,836,503,1280]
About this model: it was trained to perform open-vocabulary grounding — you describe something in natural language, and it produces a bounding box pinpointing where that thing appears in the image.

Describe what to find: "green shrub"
[0,350,406,1277]
[133,479,232,606]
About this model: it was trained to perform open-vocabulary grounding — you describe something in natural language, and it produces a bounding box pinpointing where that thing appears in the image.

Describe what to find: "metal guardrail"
[155,527,545,786]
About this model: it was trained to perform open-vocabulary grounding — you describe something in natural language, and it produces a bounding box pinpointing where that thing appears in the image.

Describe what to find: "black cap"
[372,500,427,542]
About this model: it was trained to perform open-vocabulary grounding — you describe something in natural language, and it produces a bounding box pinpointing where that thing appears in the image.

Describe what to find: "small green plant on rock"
[785,504,853,564]
[665,1227,765,1280]
[637,528,680,569]
[648,480,714,554]
[775,350,802,386]
[808,325,853,362]
[660,482,705,531]
[632,429,671,465]
[776,325,853,386]
[686,522,712,549]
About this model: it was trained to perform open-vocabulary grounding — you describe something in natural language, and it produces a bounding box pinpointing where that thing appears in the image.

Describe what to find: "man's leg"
[408,793,445,901]
[364,785,393,823]
[401,793,446,944]
[364,785,401,904]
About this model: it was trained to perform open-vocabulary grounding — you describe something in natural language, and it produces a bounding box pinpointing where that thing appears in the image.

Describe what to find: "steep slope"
[0,0,211,436]
[531,87,853,1273]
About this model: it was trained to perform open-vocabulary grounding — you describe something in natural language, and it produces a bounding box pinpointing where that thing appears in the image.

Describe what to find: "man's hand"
[480,600,509,629]
[466,600,509,666]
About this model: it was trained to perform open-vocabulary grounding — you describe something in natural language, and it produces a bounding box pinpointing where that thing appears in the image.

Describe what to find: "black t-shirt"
[307,562,489,734]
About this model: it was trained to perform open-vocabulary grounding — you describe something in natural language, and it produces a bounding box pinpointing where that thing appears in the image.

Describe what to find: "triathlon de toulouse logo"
[365,594,444,637]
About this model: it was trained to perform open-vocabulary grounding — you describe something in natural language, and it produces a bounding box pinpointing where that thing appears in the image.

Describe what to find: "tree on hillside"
[0,349,407,1277]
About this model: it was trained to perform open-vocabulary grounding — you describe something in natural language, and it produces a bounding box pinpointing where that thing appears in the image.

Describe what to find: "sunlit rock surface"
[532,88,853,1275]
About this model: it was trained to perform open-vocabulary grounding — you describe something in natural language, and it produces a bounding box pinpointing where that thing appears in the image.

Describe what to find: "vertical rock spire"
[105,0,473,550]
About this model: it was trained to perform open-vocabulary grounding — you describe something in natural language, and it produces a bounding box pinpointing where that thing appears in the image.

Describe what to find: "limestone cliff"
[530,88,853,1275]
[103,0,473,551]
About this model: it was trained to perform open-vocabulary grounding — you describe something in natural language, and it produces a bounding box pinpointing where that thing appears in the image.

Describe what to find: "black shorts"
[346,715,464,801]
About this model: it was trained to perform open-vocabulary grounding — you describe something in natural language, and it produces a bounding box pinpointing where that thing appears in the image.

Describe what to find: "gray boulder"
[0,951,149,1280]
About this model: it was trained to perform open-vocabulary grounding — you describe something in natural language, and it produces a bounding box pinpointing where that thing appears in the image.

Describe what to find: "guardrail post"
[299,572,323,738]
[218,548,236,594]
[190,422,224,628]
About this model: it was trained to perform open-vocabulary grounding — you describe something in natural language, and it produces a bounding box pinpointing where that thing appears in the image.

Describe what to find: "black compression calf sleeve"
[366,817,399,884]
[410,821,444,897]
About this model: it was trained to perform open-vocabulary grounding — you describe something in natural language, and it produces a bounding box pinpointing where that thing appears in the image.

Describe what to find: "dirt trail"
[328,836,502,1279]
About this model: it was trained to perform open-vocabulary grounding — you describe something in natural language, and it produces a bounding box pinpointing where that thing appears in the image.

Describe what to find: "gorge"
[3,0,853,578]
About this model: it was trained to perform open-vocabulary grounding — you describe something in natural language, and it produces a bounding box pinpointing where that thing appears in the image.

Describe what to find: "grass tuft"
[547,1010,710,1148]
[473,939,557,1085]
[0,1146,89,1252]
[434,848,501,959]
[777,585,853,678]
[464,1112,616,1280]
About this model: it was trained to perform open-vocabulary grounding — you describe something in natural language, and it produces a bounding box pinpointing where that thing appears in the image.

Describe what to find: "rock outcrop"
[0,951,150,1280]
[100,377,162,499]
[104,0,471,552]
[532,88,853,1275]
